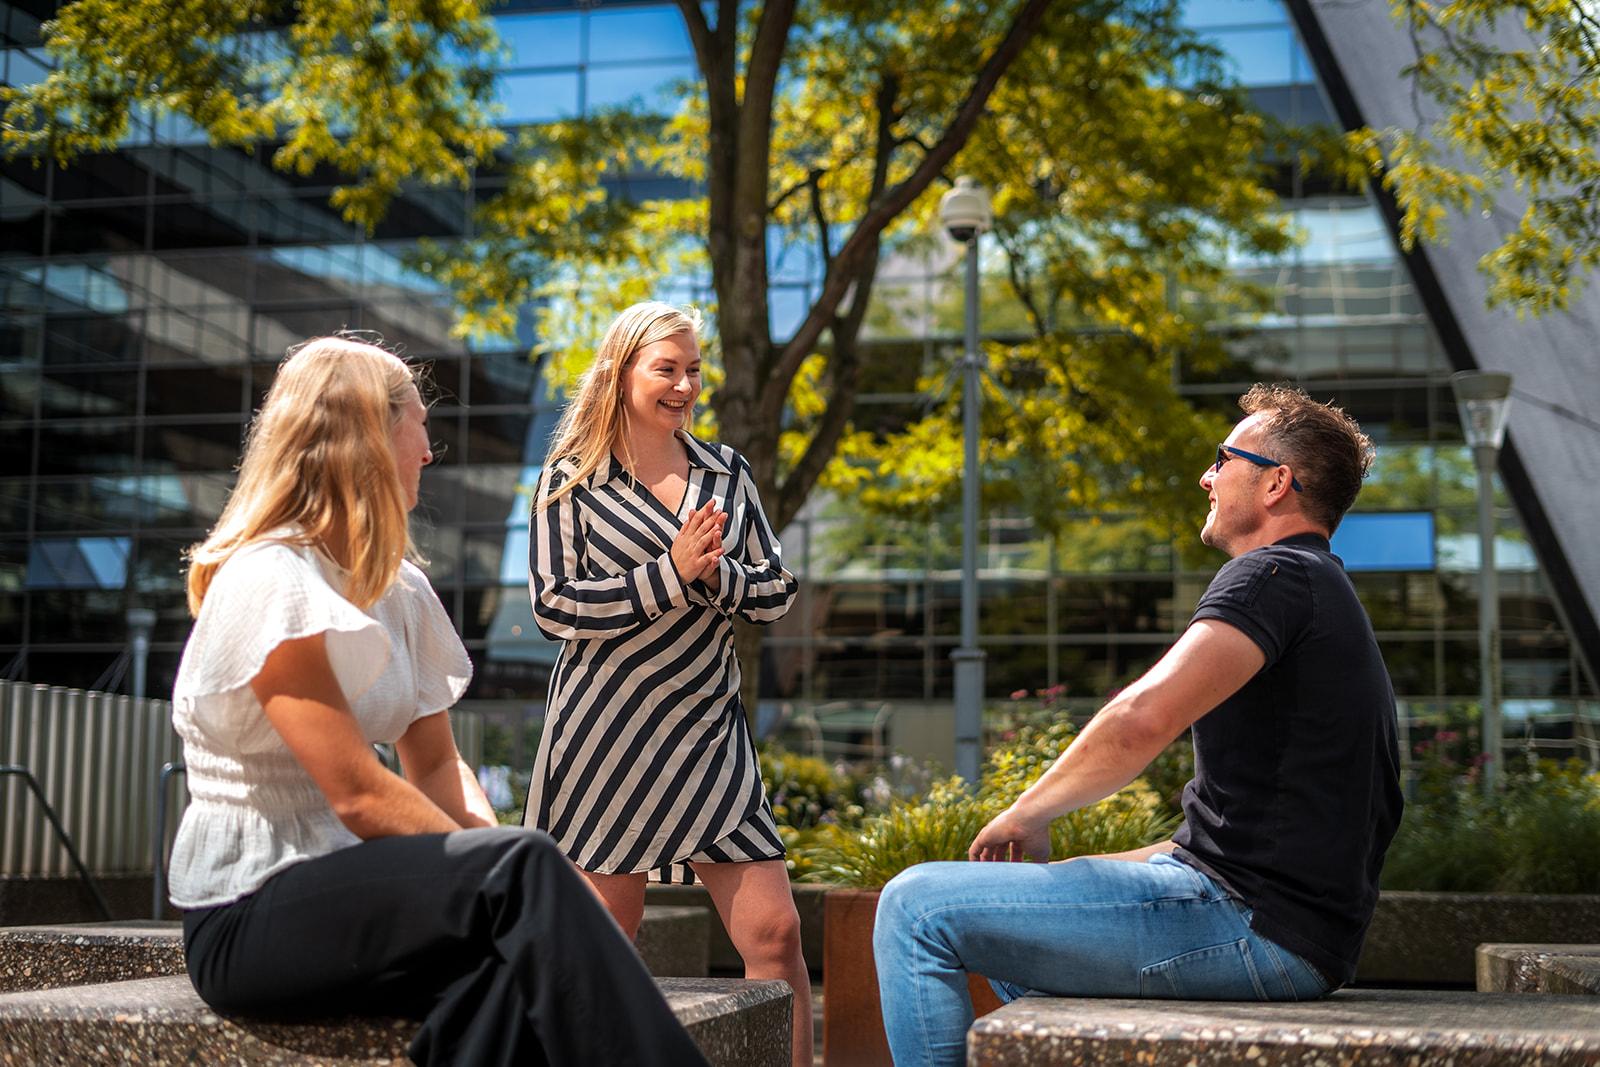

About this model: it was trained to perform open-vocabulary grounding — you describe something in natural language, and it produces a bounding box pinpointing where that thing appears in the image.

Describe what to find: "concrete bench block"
[636,904,712,977]
[1543,957,1600,997]
[967,989,1600,1066]
[1360,893,1600,985]
[1479,944,1600,993]
[1,905,707,995]
[0,973,792,1066]
[0,922,184,993]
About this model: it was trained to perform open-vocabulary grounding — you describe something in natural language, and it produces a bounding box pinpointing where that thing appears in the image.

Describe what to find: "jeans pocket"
[1140,938,1269,1000]
[1255,937,1333,1001]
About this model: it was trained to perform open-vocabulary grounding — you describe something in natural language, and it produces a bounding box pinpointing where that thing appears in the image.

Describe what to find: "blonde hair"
[185,335,421,615]
[537,301,702,510]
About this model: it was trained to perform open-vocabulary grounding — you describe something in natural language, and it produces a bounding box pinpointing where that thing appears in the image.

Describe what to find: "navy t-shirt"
[1172,532,1404,986]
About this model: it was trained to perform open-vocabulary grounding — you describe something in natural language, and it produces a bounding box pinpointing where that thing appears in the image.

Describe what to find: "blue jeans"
[873,853,1331,1067]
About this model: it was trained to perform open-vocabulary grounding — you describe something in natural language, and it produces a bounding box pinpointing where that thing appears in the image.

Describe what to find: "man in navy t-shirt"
[874,384,1404,1067]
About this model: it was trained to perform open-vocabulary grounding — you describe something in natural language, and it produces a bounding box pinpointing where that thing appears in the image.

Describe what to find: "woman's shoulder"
[679,432,746,476]
[200,532,345,619]
[392,557,445,601]
[542,454,587,488]
[212,534,320,588]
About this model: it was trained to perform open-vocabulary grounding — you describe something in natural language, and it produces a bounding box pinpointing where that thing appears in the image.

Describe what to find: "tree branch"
[735,0,798,225]
[674,0,714,75]
[776,341,860,528]
[771,167,824,215]
[770,0,1055,388]
[996,228,1049,336]
[809,170,834,269]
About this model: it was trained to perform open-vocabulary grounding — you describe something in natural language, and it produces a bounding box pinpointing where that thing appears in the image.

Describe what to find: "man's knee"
[874,863,949,949]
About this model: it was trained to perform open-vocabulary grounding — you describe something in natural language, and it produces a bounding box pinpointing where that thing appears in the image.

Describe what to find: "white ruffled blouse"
[167,535,472,909]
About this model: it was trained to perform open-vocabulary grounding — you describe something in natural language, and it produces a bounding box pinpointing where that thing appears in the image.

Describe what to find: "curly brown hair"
[1239,383,1374,533]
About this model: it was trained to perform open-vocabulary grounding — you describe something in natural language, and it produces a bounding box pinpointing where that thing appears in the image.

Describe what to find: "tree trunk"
[716,361,782,734]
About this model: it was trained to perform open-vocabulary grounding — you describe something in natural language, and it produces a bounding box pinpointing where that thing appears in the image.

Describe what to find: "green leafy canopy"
[1349,0,1600,313]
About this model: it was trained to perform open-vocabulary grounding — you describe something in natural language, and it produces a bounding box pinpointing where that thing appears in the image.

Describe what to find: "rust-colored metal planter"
[822,887,1001,1067]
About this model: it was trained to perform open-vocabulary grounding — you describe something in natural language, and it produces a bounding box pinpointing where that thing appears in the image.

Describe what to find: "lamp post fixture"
[939,176,993,787]
[126,607,156,700]
[1450,370,1513,793]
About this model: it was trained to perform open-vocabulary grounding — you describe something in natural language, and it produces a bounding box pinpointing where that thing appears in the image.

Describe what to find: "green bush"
[796,721,1179,888]
[1381,753,1600,894]
[987,688,1193,820]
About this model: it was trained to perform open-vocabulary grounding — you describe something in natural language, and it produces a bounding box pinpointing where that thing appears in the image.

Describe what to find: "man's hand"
[969,805,1052,863]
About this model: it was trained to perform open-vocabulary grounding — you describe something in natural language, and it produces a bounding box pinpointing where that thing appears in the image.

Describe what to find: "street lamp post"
[939,177,993,787]
[126,607,156,700]
[1450,370,1513,792]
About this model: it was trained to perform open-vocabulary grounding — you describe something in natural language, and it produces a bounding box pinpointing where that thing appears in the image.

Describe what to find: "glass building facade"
[2,0,1593,760]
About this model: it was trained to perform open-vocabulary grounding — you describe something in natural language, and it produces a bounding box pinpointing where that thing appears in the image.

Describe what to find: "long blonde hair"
[185,335,420,614]
[537,301,702,510]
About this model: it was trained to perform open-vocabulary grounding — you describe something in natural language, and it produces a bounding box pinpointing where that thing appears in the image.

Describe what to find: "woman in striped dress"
[523,301,810,1066]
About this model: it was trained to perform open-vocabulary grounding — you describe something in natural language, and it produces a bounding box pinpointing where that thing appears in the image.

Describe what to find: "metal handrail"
[151,761,186,920]
[1,764,112,921]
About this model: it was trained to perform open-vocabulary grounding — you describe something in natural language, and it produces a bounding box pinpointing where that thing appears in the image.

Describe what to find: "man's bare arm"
[969,619,1266,862]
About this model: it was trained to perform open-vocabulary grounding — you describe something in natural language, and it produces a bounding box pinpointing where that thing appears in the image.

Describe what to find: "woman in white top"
[523,302,810,1067]
[170,335,705,1067]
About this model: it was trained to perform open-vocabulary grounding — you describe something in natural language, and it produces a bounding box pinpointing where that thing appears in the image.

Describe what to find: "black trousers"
[182,826,709,1067]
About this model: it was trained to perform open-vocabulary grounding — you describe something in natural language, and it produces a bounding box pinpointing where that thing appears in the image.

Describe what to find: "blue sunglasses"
[1214,444,1303,492]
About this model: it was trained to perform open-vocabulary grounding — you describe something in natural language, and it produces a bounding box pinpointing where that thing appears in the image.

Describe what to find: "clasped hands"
[671,499,727,592]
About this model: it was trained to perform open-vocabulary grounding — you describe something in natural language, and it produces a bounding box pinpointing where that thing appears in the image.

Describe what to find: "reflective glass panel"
[494,12,581,66]
[496,72,579,123]
[586,61,695,114]
[588,6,692,61]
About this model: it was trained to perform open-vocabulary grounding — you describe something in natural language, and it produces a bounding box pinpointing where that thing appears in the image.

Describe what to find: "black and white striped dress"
[522,430,797,884]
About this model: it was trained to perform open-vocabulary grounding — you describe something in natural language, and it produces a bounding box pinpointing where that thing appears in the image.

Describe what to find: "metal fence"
[2,680,485,878]
[1,681,182,878]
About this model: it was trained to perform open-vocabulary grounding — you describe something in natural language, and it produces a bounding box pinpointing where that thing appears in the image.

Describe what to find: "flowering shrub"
[759,746,865,831]
[794,719,1178,888]
[989,684,1193,820]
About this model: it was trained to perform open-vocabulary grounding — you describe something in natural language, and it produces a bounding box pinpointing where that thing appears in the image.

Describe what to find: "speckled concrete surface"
[1478,944,1600,993]
[1543,957,1600,996]
[637,904,712,977]
[0,922,185,993]
[0,973,790,1066]
[967,989,1600,1066]
[1360,892,1600,985]
[659,977,792,1066]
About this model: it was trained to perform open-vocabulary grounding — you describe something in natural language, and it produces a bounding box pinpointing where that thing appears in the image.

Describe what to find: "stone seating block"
[1479,944,1600,994]
[0,904,707,995]
[0,922,184,993]
[0,973,791,1066]
[636,904,712,977]
[967,989,1600,1066]
[1359,892,1600,985]
[1543,957,1600,996]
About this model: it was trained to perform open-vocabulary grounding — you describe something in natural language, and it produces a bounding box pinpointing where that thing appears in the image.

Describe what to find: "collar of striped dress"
[589,429,732,488]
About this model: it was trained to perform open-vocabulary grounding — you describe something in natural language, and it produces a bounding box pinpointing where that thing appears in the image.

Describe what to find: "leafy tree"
[5,0,1296,701]
[1341,0,1600,312]
[820,4,1292,561]
[1,0,505,227]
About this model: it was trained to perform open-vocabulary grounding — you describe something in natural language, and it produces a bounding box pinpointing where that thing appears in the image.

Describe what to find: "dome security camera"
[938,177,992,243]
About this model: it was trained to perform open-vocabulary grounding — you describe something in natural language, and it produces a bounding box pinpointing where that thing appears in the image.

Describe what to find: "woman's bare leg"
[691,860,812,1067]
[580,869,648,939]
